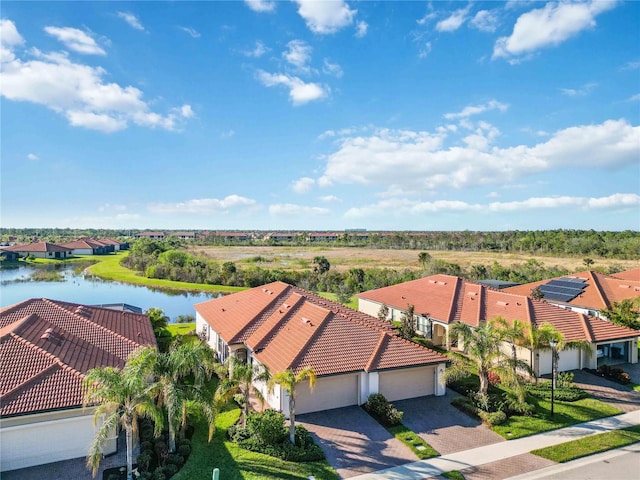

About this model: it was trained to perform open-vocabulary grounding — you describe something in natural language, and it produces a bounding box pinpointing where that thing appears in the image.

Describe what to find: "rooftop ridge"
[578,312,595,343]
[365,331,389,372]
[447,277,463,324]
[231,285,292,344]
[287,309,333,373]
[0,362,61,405]
[248,291,304,351]
[588,271,611,310]
[289,284,394,334]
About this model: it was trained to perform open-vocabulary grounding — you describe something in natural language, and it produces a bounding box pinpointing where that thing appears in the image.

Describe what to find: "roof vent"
[619,284,631,289]
[301,317,313,326]
[496,301,509,307]
[428,280,437,284]
[437,281,447,286]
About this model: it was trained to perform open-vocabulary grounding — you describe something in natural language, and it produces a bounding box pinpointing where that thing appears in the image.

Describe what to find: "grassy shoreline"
[86,252,246,293]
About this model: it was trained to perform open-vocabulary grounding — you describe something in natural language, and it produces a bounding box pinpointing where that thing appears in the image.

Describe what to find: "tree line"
[120,239,620,301]
[2,228,638,259]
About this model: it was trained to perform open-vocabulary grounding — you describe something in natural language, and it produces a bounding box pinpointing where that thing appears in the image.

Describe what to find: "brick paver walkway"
[297,406,417,479]
[395,391,505,455]
[570,369,640,413]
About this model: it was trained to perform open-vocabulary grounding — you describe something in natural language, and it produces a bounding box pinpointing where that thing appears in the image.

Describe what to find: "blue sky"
[1,1,638,231]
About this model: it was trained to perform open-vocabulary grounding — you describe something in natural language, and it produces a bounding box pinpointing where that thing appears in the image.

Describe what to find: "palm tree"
[83,347,164,480]
[492,317,528,375]
[153,341,219,452]
[524,322,592,375]
[268,367,316,444]
[225,359,271,426]
[444,322,532,400]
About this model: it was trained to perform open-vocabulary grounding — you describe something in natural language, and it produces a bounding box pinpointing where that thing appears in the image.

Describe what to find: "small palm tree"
[444,322,532,401]
[492,317,528,375]
[225,358,271,426]
[83,347,164,480]
[525,322,592,374]
[153,341,218,452]
[268,367,316,444]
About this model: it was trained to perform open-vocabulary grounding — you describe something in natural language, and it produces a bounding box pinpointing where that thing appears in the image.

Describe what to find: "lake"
[0,264,219,321]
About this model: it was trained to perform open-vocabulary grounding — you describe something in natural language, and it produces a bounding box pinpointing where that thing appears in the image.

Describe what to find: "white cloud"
[355,21,368,38]
[444,100,509,119]
[470,10,499,33]
[245,0,276,13]
[621,60,640,71]
[283,40,312,73]
[294,0,357,34]
[27,153,38,160]
[493,0,618,60]
[418,41,432,59]
[0,19,24,47]
[316,119,639,194]
[243,40,269,58]
[220,129,235,138]
[319,195,341,203]
[560,82,597,97]
[178,26,201,38]
[627,93,640,102]
[486,192,500,198]
[323,58,343,78]
[344,193,640,219]
[292,177,315,193]
[148,195,256,214]
[417,11,437,26]
[436,6,470,32]
[0,22,192,132]
[257,70,327,105]
[269,203,330,216]
[44,26,105,55]
[117,12,145,31]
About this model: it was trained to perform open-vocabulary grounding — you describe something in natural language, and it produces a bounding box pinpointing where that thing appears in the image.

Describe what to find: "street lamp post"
[549,339,557,417]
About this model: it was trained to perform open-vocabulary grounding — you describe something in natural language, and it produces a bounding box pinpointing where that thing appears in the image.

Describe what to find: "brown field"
[186,246,636,273]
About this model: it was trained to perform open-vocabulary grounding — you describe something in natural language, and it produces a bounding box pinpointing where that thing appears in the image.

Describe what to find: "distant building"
[1,241,72,259]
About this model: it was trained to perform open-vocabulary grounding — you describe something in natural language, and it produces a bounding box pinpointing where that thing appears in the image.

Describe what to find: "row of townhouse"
[0,238,128,259]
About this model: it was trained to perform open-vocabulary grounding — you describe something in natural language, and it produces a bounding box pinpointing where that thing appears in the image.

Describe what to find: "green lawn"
[317,291,358,310]
[86,252,245,293]
[387,424,439,459]
[492,397,622,439]
[173,404,339,480]
[531,425,640,462]
[166,323,196,336]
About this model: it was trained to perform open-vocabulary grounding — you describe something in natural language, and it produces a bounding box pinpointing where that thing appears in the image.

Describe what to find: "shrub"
[140,441,154,453]
[525,383,587,402]
[177,444,191,458]
[167,454,184,467]
[136,452,152,472]
[246,409,287,445]
[164,464,179,478]
[478,410,507,426]
[363,393,403,427]
[557,372,574,388]
[152,467,166,480]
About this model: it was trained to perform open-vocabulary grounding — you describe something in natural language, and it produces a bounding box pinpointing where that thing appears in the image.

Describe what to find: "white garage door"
[295,373,359,414]
[379,366,435,402]
[0,414,105,471]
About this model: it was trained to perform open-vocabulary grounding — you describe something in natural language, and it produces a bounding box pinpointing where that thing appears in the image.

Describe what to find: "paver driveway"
[395,391,504,455]
[297,406,417,478]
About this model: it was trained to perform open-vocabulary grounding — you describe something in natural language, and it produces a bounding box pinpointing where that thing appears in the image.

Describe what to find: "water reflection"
[0,264,223,321]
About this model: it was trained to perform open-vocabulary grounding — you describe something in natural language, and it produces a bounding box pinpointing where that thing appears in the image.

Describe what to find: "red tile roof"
[195,282,447,376]
[503,271,640,311]
[611,268,640,282]
[357,274,639,344]
[58,238,108,250]
[0,299,156,418]
[2,242,72,253]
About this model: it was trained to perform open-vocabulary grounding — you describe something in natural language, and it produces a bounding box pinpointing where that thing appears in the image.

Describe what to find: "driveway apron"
[297,406,417,478]
[570,369,640,413]
[394,391,504,455]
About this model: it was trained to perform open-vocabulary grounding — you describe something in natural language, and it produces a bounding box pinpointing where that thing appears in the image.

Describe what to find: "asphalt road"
[506,443,640,480]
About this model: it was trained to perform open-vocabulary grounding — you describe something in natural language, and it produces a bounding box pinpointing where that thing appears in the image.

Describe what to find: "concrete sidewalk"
[348,410,640,480]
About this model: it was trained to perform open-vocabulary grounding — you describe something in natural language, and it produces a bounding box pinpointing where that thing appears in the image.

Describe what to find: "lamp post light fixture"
[549,339,558,417]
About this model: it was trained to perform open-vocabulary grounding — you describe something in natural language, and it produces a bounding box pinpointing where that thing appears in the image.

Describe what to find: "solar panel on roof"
[541,292,578,302]
[547,279,587,289]
[540,285,583,295]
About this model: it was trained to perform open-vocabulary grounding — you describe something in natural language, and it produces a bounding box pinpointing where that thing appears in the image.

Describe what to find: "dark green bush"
[164,464,178,478]
[152,467,166,480]
[525,383,587,401]
[136,452,152,472]
[177,443,191,458]
[167,454,183,467]
[246,409,287,445]
[363,393,403,427]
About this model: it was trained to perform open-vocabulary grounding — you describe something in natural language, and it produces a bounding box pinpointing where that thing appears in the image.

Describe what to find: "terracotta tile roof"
[611,268,640,282]
[58,238,108,249]
[1,241,72,253]
[357,274,639,344]
[196,282,447,377]
[98,238,123,246]
[0,299,156,418]
[502,271,640,311]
